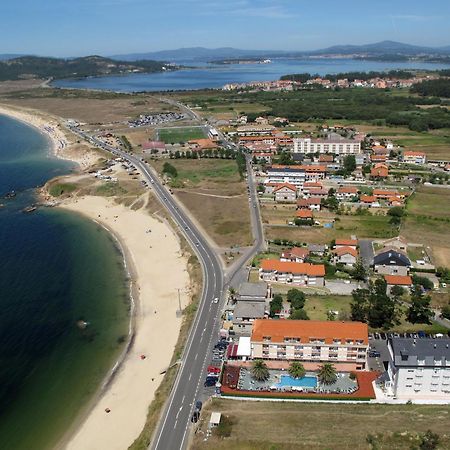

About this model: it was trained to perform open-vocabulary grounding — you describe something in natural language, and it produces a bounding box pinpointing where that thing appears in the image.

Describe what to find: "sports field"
[157,126,206,143]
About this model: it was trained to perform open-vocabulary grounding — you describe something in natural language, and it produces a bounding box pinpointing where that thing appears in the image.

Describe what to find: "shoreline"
[60,195,190,450]
[0,107,192,449]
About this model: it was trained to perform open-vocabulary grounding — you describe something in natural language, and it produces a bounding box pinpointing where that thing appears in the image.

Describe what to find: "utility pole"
[176,288,182,317]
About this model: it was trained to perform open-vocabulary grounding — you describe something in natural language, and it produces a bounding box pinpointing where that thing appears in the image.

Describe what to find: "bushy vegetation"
[412,78,450,98]
[281,70,414,82]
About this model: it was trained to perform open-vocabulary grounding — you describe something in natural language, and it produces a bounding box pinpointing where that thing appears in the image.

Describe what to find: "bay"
[53,58,450,92]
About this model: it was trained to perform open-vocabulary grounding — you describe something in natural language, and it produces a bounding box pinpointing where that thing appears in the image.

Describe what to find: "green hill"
[0,55,174,81]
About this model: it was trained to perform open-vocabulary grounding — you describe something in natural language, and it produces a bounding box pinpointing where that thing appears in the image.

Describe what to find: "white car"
[213,297,219,304]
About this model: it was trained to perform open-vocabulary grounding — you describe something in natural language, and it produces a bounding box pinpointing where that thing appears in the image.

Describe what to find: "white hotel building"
[385,338,450,400]
[293,138,361,155]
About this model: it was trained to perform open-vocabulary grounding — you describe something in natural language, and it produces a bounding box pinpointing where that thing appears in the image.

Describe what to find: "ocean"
[0,114,130,449]
[52,58,450,92]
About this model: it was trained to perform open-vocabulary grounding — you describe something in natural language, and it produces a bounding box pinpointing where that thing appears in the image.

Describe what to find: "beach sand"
[61,195,190,450]
[0,104,101,168]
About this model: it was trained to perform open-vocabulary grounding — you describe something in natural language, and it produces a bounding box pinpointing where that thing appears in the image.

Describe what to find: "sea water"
[0,114,130,449]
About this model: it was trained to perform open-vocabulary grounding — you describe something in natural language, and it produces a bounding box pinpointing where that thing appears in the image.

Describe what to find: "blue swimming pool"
[276,375,317,388]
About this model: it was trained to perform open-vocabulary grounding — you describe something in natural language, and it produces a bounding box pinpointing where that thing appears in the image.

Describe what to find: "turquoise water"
[0,114,130,449]
[276,375,317,388]
[53,58,450,92]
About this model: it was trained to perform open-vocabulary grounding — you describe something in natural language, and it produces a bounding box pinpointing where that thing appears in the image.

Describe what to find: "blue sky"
[2,0,450,56]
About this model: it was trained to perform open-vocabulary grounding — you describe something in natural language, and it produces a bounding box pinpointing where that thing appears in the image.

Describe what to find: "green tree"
[317,363,337,385]
[418,430,440,450]
[287,289,306,309]
[289,309,309,320]
[288,361,306,379]
[390,285,405,299]
[412,275,434,291]
[441,304,450,320]
[251,359,269,381]
[352,258,367,281]
[343,155,356,173]
[162,162,178,178]
[269,294,283,318]
[350,288,370,322]
[407,286,433,324]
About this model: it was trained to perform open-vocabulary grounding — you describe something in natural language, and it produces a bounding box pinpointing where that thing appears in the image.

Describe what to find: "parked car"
[191,410,200,423]
[195,400,203,411]
[207,365,221,374]
[204,378,217,387]
[369,351,381,358]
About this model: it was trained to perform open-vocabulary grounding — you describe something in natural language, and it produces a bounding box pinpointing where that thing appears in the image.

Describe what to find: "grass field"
[402,186,450,266]
[157,126,206,143]
[303,295,352,320]
[192,398,450,450]
[152,159,252,248]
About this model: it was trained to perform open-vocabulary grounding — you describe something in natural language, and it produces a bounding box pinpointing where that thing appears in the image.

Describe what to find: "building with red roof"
[251,319,368,370]
[259,260,325,286]
[273,183,297,203]
[403,151,426,165]
[371,163,389,178]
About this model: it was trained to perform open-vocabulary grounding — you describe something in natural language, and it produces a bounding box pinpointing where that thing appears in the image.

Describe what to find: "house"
[296,209,314,221]
[306,188,328,198]
[273,183,297,203]
[333,246,358,266]
[237,282,269,302]
[297,197,321,211]
[233,301,266,334]
[302,181,323,195]
[250,319,369,370]
[373,189,409,200]
[372,146,390,155]
[308,244,327,256]
[336,186,359,201]
[374,249,411,276]
[255,116,269,125]
[335,238,358,249]
[266,165,305,187]
[403,151,427,165]
[253,152,272,164]
[371,163,389,178]
[188,138,218,150]
[280,247,310,263]
[370,154,387,163]
[387,196,404,207]
[318,154,334,163]
[385,338,450,400]
[384,275,413,293]
[360,195,379,206]
[259,260,325,286]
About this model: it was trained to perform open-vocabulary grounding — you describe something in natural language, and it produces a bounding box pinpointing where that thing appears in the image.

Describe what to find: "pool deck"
[221,365,379,400]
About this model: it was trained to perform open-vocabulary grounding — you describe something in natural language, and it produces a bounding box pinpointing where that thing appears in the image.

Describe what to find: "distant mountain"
[0,55,172,82]
[111,47,286,62]
[310,40,449,56]
[0,54,27,61]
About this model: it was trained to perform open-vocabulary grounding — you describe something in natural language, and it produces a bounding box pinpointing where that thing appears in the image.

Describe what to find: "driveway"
[359,239,374,267]
[325,280,362,295]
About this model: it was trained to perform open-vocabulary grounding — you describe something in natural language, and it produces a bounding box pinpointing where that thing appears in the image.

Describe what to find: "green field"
[157,126,206,143]
[193,398,450,450]
[304,295,352,320]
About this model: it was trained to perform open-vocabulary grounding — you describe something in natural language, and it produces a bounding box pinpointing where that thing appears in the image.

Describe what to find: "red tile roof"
[333,246,358,257]
[290,247,310,259]
[360,195,377,203]
[273,183,297,193]
[404,151,426,157]
[260,260,325,276]
[384,275,412,286]
[296,209,314,219]
[335,239,358,247]
[251,319,368,345]
[337,186,359,194]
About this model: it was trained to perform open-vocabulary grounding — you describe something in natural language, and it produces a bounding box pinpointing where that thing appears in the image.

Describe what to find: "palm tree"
[288,361,306,379]
[317,363,337,385]
[251,359,269,381]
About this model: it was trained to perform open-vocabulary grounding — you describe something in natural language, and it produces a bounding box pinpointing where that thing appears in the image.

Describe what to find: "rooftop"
[251,319,368,344]
[384,275,413,286]
[260,260,325,276]
[390,338,450,367]
[234,301,266,319]
[239,282,267,299]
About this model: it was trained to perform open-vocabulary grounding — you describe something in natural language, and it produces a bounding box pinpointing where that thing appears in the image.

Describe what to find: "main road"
[67,124,264,450]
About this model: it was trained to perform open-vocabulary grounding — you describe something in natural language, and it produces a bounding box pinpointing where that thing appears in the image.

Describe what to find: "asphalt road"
[359,239,374,267]
[68,125,264,450]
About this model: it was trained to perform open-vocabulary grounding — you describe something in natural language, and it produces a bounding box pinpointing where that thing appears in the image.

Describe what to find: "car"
[369,351,381,358]
[213,297,219,304]
[204,378,217,387]
[207,365,220,373]
[191,410,200,423]
[196,242,200,247]
[195,400,203,411]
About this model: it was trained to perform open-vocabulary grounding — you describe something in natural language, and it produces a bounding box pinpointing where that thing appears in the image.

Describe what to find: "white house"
[273,183,297,203]
[403,151,427,165]
[293,137,361,155]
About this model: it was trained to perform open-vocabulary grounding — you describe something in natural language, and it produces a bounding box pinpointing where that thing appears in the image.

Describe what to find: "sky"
[1,0,450,57]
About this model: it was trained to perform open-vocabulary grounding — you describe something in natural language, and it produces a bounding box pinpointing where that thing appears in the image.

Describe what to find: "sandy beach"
[0,104,193,449]
[0,104,100,168]
[61,195,190,450]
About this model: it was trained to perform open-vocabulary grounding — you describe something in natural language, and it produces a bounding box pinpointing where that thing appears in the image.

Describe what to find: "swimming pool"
[276,375,317,388]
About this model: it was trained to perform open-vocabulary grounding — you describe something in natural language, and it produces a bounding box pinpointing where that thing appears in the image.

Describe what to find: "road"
[359,239,374,267]
[67,124,264,450]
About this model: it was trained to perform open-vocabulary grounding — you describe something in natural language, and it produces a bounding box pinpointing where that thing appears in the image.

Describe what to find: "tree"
[441,304,450,320]
[343,155,356,173]
[352,258,367,281]
[162,162,178,178]
[288,361,306,379]
[412,275,434,291]
[287,289,306,309]
[251,359,269,381]
[317,363,337,385]
[390,285,405,299]
[407,285,433,324]
[419,430,440,450]
[350,288,370,322]
[289,308,309,320]
[269,294,283,318]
